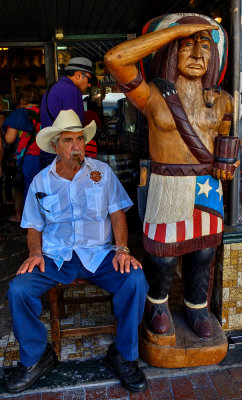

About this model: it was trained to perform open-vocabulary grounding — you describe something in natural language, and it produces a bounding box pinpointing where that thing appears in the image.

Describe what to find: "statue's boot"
[145,296,172,334]
[143,253,178,334]
[185,303,212,338]
[183,247,216,339]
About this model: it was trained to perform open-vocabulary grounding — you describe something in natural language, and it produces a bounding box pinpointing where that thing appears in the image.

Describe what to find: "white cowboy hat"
[36,109,96,154]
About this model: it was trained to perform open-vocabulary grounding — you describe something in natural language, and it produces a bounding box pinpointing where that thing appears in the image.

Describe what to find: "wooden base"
[140,311,228,368]
[144,319,176,346]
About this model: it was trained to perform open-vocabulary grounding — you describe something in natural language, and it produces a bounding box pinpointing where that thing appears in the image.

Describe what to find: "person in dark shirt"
[40,57,97,168]
[4,85,41,219]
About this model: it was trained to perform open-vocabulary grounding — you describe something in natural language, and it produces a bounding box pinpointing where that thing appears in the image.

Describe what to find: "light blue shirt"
[21,157,133,271]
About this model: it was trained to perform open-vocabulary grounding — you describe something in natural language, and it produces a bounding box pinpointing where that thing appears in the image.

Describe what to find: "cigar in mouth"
[72,152,84,165]
[74,154,81,162]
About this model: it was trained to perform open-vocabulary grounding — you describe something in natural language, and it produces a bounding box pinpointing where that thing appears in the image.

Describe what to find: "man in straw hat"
[105,14,239,340]
[6,109,148,393]
[40,57,98,168]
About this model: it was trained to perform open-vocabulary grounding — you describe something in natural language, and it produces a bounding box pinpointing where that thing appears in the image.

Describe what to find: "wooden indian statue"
[105,14,240,339]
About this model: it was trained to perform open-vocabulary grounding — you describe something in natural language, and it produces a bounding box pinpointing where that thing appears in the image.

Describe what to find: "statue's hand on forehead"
[161,23,219,46]
[177,23,218,37]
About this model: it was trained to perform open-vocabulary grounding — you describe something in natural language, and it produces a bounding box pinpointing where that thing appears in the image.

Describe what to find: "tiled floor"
[0,286,116,367]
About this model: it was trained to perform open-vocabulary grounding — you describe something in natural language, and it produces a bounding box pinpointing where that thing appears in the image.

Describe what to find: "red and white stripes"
[144,209,223,244]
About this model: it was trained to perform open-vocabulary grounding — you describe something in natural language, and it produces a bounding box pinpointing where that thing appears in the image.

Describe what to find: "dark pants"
[143,247,216,304]
[19,154,41,199]
[40,150,55,170]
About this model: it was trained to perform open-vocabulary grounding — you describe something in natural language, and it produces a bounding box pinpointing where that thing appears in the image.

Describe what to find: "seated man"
[6,109,148,394]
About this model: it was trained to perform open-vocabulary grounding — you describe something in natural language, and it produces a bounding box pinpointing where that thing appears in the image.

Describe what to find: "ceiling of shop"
[0,0,230,43]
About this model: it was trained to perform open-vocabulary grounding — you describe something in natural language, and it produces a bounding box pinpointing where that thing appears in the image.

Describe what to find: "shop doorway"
[0,46,46,112]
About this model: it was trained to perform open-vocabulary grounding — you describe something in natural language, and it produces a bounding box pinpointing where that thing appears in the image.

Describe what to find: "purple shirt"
[40,76,84,128]
[40,76,85,169]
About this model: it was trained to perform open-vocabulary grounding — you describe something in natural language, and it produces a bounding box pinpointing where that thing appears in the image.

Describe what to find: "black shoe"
[6,343,58,393]
[105,344,148,392]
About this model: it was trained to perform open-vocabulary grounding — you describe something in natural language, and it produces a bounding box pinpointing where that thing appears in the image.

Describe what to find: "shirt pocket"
[85,186,106,217]
[40,194,62,223]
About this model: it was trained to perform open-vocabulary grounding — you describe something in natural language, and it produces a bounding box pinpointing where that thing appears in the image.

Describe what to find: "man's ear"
[51,142,57,153]
[75,71,82,81]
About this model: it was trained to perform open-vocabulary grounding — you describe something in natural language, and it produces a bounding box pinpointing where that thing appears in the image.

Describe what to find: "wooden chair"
[47,278,116,354]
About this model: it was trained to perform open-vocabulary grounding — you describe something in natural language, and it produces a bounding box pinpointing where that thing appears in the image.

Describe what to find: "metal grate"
[56,38,125,62]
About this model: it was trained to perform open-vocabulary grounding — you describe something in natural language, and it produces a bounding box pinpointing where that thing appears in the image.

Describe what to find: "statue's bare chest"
[149,89,223,136]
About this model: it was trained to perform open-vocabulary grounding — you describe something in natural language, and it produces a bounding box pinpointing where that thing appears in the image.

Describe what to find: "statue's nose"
[191,42,203,58]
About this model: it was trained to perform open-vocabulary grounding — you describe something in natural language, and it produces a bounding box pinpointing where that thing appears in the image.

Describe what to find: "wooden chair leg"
[47,281,116,354]
[56,286,65,319]
[47,286,61,354]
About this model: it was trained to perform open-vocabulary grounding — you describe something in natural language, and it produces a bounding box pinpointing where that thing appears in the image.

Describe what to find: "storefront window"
[238,26,242,224]
[0,47,46,111]
[238,122,242,224]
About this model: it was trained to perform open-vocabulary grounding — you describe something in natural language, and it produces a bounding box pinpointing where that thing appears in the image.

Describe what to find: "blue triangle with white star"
[195,175,224,218]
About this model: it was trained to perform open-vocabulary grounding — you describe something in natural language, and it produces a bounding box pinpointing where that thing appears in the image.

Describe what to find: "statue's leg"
[143,253,178,334]
[182,247,216,338]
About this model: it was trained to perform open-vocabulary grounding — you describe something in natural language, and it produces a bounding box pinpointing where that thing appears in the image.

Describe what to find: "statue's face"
[177,31,211,79]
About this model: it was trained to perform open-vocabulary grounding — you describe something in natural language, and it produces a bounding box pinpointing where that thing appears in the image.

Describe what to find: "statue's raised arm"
[105,22,216,112]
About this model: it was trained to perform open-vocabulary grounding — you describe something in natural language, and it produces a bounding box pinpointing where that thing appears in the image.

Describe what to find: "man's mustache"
[70,150,83,157]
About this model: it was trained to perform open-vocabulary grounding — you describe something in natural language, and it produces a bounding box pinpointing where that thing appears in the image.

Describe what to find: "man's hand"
[112,251,142,274]
[16,254,45,275]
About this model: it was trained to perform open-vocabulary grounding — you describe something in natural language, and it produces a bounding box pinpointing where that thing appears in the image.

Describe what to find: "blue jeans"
[7,251,148,366]
[18,154,40,199]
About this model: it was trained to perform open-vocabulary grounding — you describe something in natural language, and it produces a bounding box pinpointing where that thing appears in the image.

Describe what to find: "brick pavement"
[1,366,242,399]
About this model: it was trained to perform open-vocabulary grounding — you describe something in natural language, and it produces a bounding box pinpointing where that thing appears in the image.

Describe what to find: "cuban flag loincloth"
[143,175,224,257]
